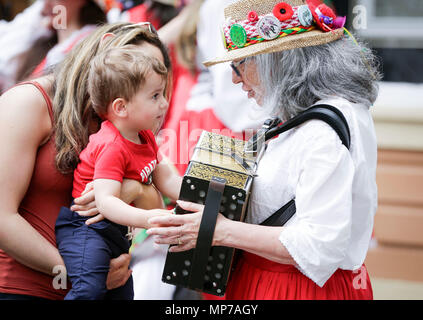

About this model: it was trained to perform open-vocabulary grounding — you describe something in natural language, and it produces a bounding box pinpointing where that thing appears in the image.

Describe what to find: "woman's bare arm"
[0,84,65,276]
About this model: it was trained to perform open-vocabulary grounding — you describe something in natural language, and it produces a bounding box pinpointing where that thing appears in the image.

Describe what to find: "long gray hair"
[250,35,382,121]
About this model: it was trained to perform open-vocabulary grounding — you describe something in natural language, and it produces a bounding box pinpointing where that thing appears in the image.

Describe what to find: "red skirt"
[225,252,373,300]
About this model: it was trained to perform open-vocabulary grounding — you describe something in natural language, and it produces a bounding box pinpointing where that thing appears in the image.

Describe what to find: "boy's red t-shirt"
[72,120,159,199]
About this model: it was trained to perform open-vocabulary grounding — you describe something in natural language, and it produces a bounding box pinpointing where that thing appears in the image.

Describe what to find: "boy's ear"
[110,98,128,118]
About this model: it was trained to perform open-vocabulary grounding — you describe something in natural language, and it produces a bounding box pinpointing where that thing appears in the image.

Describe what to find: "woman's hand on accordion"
[147,200,295,265]
[147,200,227,252]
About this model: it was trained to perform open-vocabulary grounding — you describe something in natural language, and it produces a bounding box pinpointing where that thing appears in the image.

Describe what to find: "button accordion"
[161,131,260,296]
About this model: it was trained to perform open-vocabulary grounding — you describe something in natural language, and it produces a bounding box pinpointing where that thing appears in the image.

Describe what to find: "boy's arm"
[152,162,182,202]
[93,179,167,229]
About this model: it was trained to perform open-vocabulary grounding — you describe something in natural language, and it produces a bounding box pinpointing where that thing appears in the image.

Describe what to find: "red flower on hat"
[316,4,336,24]
[273,2,294,21]
[248,11,259,22]
[306,0,338,32]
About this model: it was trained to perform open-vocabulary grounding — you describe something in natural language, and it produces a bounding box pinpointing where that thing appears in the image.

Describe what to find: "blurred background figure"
[30,0,108,78]
[0,0,108,93]
[0,0,50,92]
[109,0,180,30]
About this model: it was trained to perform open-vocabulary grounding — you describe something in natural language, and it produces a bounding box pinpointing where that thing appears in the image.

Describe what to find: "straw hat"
[203,0,346,67]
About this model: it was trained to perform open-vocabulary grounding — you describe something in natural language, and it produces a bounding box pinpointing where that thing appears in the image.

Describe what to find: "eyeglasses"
[122,22,158,36]
[230,58,246,77]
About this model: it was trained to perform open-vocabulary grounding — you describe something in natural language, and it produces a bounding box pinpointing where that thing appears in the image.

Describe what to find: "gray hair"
[250,35,382,120]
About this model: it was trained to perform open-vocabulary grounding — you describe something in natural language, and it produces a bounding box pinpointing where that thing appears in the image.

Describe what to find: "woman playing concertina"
[147,0,382,300]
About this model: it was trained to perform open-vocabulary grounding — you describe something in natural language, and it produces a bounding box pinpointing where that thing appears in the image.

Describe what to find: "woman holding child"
[0,22,173,300]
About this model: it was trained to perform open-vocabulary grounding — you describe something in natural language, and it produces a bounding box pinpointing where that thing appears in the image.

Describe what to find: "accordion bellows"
[162,131,259,296]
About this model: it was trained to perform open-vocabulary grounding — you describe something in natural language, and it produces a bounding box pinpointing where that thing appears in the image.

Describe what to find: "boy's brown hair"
[88,45,168,118]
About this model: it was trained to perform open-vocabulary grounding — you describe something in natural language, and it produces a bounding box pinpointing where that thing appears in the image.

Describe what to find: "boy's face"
[126,71,168,133]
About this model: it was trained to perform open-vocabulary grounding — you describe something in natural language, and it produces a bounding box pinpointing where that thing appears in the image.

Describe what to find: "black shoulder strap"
[264,104,351,149]
[259,104,351,227]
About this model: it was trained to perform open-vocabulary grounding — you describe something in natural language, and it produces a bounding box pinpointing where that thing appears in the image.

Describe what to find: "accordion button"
[215,273,222,279]
[190,185,196,190]
[182,270,189,276]
[199,190,206,198]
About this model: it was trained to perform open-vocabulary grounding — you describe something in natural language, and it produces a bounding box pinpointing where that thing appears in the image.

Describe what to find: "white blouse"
[246,97,378,287]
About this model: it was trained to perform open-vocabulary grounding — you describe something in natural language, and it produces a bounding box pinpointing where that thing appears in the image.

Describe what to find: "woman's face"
[231,58,264,106]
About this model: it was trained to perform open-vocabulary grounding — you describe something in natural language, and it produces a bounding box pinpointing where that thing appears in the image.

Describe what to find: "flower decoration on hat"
[273,2,294,21]
[205,0,348,67]
[230,24,248,48]
[306,0,337,32]
[297,5,313,27]
[333,16,347,29]
[248,11,259,23]
[222,0,347,52]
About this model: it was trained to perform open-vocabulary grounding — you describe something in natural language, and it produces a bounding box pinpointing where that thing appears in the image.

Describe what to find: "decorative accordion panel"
[161,131,258,296]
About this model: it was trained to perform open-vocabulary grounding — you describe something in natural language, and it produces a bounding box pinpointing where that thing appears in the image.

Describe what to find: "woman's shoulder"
[0,78,53,142]
[0,78,53,117]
